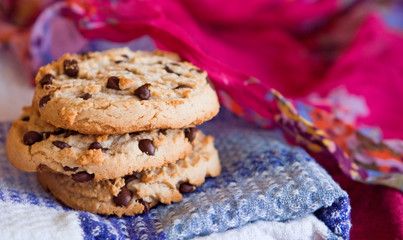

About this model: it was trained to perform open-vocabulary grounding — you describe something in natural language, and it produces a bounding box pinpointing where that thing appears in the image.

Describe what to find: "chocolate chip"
[52,141,71,149]
[64,130,79,138]
[184,128,197,143]
[39,74,54,87]
[106,76,120,90]
[80,93,92,100]
[158,129,167,135]
[88,142,102,150]
[175,84,191,89]
[113,187,133,207]
[88,142,107,152]
[63,166,78,172]
[164,66,177,74]
[124,174,138,185]
[23,131,43,146]
[22,116,30,122]
[193,69,204,73]
[138,139,155,155]
[79,52,90,58]
[164,63,180,76]
[170,62,180,66]
[53,129,66,135]
[139,199,150,213]
[43,132,51,139]
[121,54,129,59]
[134,84,151,100]
[179,183,196,193]
[44,129,65,138]
[39,95,51,108]
[114,60,123,64]
[72,171,94,182]
[129,132,142,137]
[63,59,79,77]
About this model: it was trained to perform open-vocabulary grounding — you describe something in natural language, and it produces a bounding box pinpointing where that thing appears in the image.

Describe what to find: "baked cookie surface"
[6,106,197,181]
[32,48,219,134]
[38,133,221,216]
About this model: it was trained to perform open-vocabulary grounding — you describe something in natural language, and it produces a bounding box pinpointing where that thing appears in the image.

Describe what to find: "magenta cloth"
[315,152,403,240]
[316,15,403,139]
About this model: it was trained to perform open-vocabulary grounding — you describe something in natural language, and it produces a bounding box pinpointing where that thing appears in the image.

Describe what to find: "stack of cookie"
[6,48,221,216]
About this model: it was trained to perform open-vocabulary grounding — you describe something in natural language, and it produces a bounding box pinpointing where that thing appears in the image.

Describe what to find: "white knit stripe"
[0,201,83,240]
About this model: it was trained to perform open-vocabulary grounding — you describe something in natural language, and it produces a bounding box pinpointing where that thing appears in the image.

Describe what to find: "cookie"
[6,106,196,181]
[38,133,221,216]
[32,48,219,134]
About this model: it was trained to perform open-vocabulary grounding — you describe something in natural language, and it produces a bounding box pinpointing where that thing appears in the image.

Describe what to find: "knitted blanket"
[0,109,350,239]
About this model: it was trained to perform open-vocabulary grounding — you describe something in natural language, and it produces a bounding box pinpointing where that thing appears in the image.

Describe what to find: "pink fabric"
[317,16,403,139]
[76,0,326,97]
[72,0,403,138]
[315,152,403,240]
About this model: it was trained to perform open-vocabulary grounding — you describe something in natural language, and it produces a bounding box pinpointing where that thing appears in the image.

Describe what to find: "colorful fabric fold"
[0,109,350,239]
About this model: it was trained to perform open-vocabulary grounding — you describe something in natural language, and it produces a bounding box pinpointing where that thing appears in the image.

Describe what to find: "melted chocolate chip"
[158,129,167,135]
[80,93,92,100]
[184,128,197,143]
[79,52,90,59]
[88,142,102,150]
[88,142,107,152]
[63,59,79,77]
[53,129,66,135]
[106,76,120,90]
[121,54,129,59]
[179,183,196,193]
[139,199,150,213]
[23,131,43,146]
[114,60,123,64]
[134,84,151,100]
[72,171,94,182]
[124,173,139,185]
[22,116,30,122]
[175,84,191,89]
[43,132,51,139]
[39,95,51,108]
[164,66,177,74]
[44,129,65,138]
[64,130,79,138]
[39,74,54,87]
[113,187,133,207]
[129,132,142,137]
[52,141,71,149]
[138,139,155,155]
[63,166,78,172]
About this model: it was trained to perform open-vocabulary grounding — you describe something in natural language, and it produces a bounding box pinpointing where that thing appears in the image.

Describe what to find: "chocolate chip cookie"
[32,48,219,134]
[6,106,197,181]
[38,133,221,216]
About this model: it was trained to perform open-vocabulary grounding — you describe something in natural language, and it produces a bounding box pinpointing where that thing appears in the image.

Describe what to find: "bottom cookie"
[38,133,221,217]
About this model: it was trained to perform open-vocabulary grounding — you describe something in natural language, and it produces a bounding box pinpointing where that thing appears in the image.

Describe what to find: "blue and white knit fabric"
[0,109,351,240]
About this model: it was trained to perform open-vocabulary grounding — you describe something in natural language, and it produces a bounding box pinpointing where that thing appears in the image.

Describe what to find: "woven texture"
[0,109,350,239]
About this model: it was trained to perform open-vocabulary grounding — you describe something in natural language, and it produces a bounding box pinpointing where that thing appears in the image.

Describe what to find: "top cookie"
[32,48,219,134]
